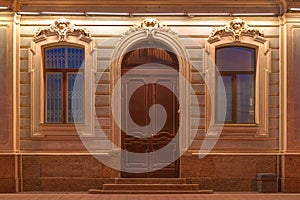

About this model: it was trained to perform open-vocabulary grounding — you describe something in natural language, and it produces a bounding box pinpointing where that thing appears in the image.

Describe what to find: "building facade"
[0,0,300,193]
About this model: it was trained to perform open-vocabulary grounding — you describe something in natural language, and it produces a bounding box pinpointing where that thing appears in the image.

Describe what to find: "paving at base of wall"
[1,193,300,200]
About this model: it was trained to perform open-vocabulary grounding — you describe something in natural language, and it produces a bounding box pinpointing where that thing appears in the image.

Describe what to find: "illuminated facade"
[0,0,299,193]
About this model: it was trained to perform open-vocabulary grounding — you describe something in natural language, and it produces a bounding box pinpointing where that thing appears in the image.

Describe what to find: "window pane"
[46,73,63,123]
[45,47,84,69]
[236,74,255,123]
[45,48,66,69]
[67,47,84,69]
[45,46,84,124]
[68,73,83,123]
[217,75,232,122]
[216,47,255,71]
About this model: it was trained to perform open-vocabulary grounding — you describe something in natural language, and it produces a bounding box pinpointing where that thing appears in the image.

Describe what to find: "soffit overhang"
[0,0,286,15]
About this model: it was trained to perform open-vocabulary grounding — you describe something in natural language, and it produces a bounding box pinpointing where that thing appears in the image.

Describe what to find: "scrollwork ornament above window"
[208,18,265,43]
[34,17,91,43]
[123,17,176,38]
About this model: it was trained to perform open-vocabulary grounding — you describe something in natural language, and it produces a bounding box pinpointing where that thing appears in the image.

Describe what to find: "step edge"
[89,189,214,194]
[104,184,199,186]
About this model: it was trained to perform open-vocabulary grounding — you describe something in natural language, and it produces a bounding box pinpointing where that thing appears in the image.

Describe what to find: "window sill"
[39,123,89,136]
[214,123,260,137]
[222,123,258,127]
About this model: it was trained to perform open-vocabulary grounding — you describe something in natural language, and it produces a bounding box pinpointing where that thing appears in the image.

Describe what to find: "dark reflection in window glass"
[216,47,255,71]
[217,75,232,122]
[216,46,255,124]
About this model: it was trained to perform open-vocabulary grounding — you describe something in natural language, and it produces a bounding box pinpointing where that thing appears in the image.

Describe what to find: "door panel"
[153,78,179,139]
[121,70,179,178]
[123,139,149,174]
[122,76,150,175]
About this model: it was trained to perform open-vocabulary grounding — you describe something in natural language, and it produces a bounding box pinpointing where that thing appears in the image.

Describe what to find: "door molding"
[110,17,190,160]
[121,71,180,178]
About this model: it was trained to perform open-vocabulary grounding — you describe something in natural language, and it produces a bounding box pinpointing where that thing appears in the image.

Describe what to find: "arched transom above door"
[122,43,179,68]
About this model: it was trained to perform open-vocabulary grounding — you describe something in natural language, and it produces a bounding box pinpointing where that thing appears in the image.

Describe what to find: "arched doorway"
[121,42,180,178]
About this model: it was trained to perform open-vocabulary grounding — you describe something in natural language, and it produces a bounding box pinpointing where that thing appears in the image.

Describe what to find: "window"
[216,46,256,124]
[29,17,95,137]
[44,46,84,123]
[205,18,270,137]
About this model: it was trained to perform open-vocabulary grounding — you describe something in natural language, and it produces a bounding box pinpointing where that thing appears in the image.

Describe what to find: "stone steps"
[114,178,186,184]
[89,189,214,194]
[103,183,199,191]
[88,178,214,194]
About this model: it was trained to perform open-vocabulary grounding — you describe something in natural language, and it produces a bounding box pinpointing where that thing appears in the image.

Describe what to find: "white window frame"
[28,18,96,137]
[205,18,270,137]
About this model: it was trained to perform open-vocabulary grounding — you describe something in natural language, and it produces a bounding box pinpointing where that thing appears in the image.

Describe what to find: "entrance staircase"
[89,178,213,194]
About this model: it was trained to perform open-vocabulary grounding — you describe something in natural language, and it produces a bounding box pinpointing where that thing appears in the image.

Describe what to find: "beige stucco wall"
[18,15,280,153]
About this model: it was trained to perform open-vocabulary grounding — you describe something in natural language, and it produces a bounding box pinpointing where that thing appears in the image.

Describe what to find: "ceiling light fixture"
[130,12,186,16]
[86,12,130,16]
[187,13,231,17]
[289,8,300,11]
[17,12,40,15]
[231,13,277,16]
[41,12,85,15]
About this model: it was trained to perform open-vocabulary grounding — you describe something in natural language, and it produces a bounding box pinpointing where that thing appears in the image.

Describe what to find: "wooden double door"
[121,67,180,178]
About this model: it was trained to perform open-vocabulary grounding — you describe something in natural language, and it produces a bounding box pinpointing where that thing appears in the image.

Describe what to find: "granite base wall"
[21,155,118,192]
[11,154,300,192]
[0,155,16,193]
[181,155,278,192]
[283,155,300,193]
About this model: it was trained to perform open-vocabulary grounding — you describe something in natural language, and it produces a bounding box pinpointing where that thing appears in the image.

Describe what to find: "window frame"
[205,36,270,137]
[29,37,96,137]
[215,46,257,124]
[43,45,85,124]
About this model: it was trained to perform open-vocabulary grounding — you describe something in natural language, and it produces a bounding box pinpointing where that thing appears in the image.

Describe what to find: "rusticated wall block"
[283,155,300,193]
[181,155,277,192]
[21,155,118,192]
[0,156,16,193]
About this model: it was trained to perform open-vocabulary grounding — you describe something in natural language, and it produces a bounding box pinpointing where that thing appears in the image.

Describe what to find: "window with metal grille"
[44,46,84,123]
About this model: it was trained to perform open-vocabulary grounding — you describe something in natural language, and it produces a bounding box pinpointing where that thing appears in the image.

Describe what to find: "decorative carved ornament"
[123,17,176,38]
[34,17,91,43]
[208,18,265,43]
